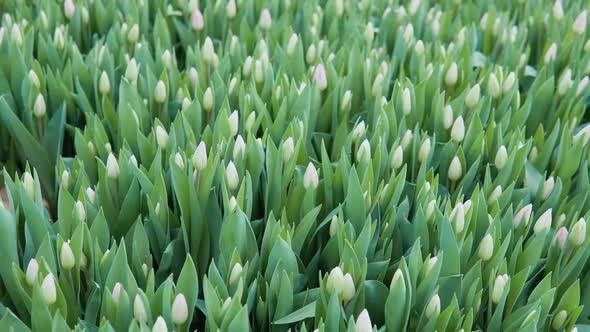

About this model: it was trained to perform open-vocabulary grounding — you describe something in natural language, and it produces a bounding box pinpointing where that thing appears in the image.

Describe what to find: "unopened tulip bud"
[189,67,198,86]
[133,295,147,322]
[228,196,238,212]
[152,316,168,332]
[440,105,453,129]
[534,208,552,234]
[451,203,465,233]
[26,259,39,285]
[60,241,75,270]
[154,80,167,103]
[391,146,404,170]
[229,111,239,136]
[245,112,256,132]
[192,142,207,170]
[541,176,555,200]
[495,146,508,170]
[445,63,458,86]
[418,138,431,163]
[126,58,139,82]
[544,43,557,64]
[364,22,375,44]
[576,77,589,96]
[357,139,371,162]
[155,126,168,150]
[341,273,355,302]
[465,84,480,108]
[229,263,242,284]
[202,37,215,64]
[450,116,465,142]
[174,153,185,169]
[126,24,139,43]
[553,1,564,20]
[29,70,40,89]
[448,156,462,181]
[552,310,568,330]
[478,234,494,261]
[303,162,319,189]
[492,274,508,304]
[226,161,239,190]
[403,23,414,43]
[11,23,22,47]
[355,309,372,332]
[574,11,587,35]
[112,282,123,303]
[514,204,532,227]
[313,64,328,91]
[558,68,572,96]
[74,199,86,221]
[415,40,424,55]
[171,293,188,325]
[488,73,500,98]
[41,274,57,304]
[33,94,46,118]
[259,9,272,29]
[282,137,295,163]
[243,56,253,76]
[352,121,366,142]
[503,72,516,94]
[203,87,214,111]
[233,135,246,159]
[23,171,35,199]
[425,294,441,318]
[371,73,384,96]
[425,200,436,221]
[326,266,344,295]
[402,88,412,115]
[190,9,204,31]
[341,90,352,112]
[107,153,119,178]
[99,71,110,95]
[570,218,586,246]
[306,44,316,64]
[287,33,298,56]
[161,50,172,69]
[329,215,339,237]
[226,0,236,19]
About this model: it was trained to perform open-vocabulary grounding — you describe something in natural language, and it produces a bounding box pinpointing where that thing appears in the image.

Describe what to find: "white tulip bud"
[74,200,86,221]
[171,293,188,325]
[371,73,384,96]
[245,112,256,132]
[326,267,344,295]
[233,135,246,159]
[450,116,465,142]
[577,76,589,96]
[127,24,139,43]
[303,162,319,189]
[313,64,328,91]
[202,37,215,64]
[492,274,508,304]
[133,295,147,322]
[161,50,172,69]
[229,111,239,136]
[11,23,22,47]
[451,203,465,233]
[341,90,352,112]
[226,161,239,190]
[26,259,39,285]
[226,0,237,19]
[495,146,508,170]
[23,172,35,199]
[503,72,516,94]
[541,176,555,200]
[553,1,564,20]
[418,138,432,163]
[478,234,494,261]
[121,23,128,38]
[41,274,57,304]
[329,215,339,237]
[534,208,552,234]
[306,44,316,65]
[253,59,264,84]
[440,105,453,129]
[355,309,372,332]
[574,11,587,35]
[425,200,436,221]
[403,24,414,44]
[173,153,184,169]
[514,204,533,228]
[106,153,120,178]
[229,263,242,284]
[364,22,375,44]
[86,187,95,204]
[111,282,123,303]
[282,137,295,163]
[402,88,412,115]
[99,71,111,95]
[341,273,355,302]
[191,9,204,31]
[33,94,46,118]
[228,196,238,212]
[557,68,572,96]
[552,310,568,330]
[287,33,298,56]
[334,0,344,16]
[352,121,366,142]
[155,126,168,150]
[192,142,208,170]
[243,56,253,76]
[414,40,424,55]
[152,316,168,332]
[544,43,557,64]
[357,140,371,162]
[129,155,138,168]
[203,87,214,112]
[488,73,501,98]
[391,146,404,170]
[445,63,458,86]
[425,294,441,319]
[53,27,64,50]
[570,218,586,246]
[480,13,489,30]
[60,241,75,270]
[189,67,198,87]
[465,84,481,108]
[126,58,139,82]
[29,70,40,89]
[259,9,272,29]
[154,80,167,103]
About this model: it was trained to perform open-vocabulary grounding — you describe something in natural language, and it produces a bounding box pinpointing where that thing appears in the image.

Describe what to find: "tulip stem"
[37,118,44,140]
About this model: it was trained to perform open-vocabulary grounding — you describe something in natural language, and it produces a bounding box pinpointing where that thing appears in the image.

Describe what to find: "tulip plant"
[0,0,590,331]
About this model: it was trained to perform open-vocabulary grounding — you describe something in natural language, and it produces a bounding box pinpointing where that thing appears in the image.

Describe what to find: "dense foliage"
[0,0,590,331]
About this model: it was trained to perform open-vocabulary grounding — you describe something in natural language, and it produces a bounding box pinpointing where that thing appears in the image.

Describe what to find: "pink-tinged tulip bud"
[171,293,188,325]
[573,11,587,35]
[514,204,533,227]
[555,227,568,248]
[313,64,328,91]
[41,274,57,304]
[534,208,552,234]
[544,43,557,64]
[64,0,76,19]
[303,163,319,189]
[259,9,272,29]
[192,9,204,31]
[355,309,372,332]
